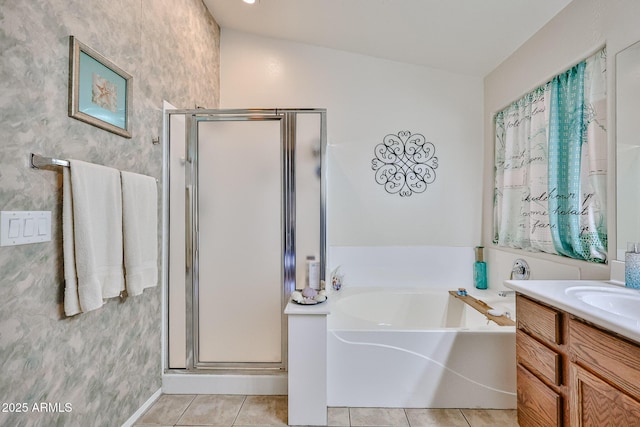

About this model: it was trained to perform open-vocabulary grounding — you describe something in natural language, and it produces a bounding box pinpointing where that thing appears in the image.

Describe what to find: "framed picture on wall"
[68,36,132,138]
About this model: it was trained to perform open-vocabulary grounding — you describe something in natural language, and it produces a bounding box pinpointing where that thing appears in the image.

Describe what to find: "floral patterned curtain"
[493,49,607,263]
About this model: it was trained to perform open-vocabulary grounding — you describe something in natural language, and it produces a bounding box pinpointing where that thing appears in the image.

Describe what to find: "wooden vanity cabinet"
[516,295,569,427]
[515,294,640,427]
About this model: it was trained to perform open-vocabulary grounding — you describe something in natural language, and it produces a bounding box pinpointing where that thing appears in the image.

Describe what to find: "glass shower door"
[192,115,285,369]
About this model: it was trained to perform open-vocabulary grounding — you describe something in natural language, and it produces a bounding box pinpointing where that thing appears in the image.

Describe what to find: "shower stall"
[162,107,326,392]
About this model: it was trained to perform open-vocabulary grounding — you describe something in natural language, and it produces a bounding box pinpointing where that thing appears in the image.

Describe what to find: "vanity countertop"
[504,280,640,344]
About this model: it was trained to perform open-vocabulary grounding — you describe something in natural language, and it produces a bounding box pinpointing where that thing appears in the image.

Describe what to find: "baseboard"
[121,388,162,427]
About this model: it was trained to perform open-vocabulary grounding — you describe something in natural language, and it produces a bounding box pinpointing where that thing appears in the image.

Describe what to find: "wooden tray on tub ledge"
[448,290,515,326]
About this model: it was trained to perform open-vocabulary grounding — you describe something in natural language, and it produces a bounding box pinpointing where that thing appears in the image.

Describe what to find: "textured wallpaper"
[0,0,219,426]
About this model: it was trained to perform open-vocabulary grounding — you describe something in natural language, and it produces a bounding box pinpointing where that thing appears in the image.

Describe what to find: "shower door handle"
[185,184,192,272]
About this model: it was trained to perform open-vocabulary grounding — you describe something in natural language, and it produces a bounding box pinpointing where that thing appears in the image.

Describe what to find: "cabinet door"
[570,318,640,401]
[571,364,640,426]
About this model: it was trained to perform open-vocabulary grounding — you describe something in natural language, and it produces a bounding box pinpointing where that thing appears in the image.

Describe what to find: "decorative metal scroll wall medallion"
[371,131,438,197]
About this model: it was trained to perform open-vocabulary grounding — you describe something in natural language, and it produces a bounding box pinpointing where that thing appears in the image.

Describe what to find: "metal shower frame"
[163,108,327,372]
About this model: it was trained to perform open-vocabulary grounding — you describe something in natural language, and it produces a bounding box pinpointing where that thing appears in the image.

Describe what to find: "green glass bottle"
[474,246,488,289]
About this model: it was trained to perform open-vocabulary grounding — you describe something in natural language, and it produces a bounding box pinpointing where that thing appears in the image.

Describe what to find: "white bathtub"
[327,287,517,409]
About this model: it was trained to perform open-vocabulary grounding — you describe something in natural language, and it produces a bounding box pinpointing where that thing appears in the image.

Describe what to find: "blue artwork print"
[78,51,127,129]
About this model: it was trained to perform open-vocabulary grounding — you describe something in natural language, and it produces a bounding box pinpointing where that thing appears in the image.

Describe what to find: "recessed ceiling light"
[243,0,257,4]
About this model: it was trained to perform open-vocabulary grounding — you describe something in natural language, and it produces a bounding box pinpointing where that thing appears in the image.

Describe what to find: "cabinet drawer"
[569,318,640,401]
[517,296,561,344]
[517,364,562,427]
[517,329,561,386]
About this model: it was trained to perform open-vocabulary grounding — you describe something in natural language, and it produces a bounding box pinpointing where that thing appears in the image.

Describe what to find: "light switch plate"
[1,211,52,246]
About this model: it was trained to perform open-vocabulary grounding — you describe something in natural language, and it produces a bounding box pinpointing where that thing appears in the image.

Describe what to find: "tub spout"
[498,290,515,297]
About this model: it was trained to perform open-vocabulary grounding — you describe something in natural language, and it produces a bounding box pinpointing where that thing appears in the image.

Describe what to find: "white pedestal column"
[284,301,330,426]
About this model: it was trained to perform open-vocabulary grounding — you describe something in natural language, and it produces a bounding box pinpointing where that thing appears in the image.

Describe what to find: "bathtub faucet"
[498,290,515,297]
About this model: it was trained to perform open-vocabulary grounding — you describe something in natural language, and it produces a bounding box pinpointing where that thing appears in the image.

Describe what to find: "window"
[493,48,607,263]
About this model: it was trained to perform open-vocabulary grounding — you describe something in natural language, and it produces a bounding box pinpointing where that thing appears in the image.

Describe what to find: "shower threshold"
[162,370,287,395]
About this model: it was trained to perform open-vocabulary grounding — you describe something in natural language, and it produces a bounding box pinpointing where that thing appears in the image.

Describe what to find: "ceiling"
[203,0,572,77]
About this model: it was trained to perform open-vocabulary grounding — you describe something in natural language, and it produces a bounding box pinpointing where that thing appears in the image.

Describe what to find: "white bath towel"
[63,160,125,315]
[121,170,158,296]
[62,168,80,316]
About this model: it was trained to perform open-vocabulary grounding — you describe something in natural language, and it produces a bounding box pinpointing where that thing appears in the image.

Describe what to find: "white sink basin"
[565,286,640,322]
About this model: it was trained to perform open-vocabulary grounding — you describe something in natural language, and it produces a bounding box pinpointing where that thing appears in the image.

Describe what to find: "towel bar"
[30,153,158,183]
[31,153,70,168]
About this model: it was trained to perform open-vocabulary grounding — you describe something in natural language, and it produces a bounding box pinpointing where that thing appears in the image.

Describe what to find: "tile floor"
[134,394,519,427]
